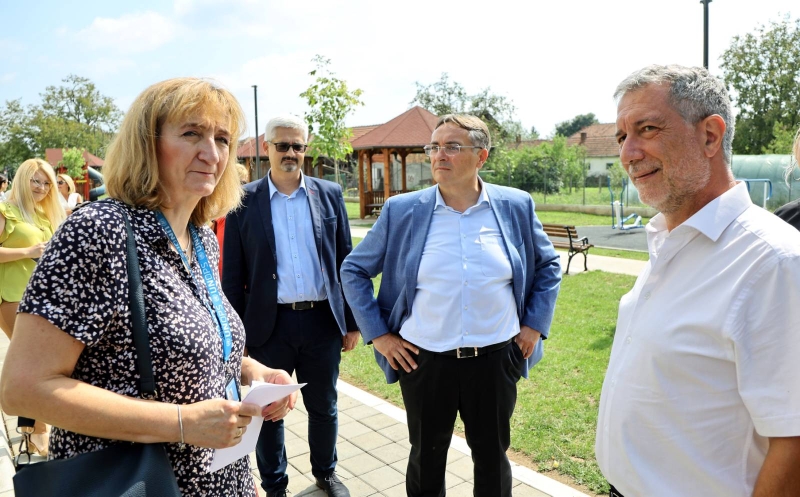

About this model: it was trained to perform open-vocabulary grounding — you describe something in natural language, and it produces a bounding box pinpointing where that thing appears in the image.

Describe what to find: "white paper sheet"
[209,381,305,473]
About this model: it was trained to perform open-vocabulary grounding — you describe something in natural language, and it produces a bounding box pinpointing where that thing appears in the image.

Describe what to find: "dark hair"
[0,173,7,184]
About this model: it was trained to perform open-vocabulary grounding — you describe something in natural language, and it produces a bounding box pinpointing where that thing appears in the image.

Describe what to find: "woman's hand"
[26,242,47,259]
[242,358,298,422]
[181,399,260,449]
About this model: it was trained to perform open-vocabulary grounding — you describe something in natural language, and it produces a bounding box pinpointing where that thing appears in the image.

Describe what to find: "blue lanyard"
[155,211,232,363]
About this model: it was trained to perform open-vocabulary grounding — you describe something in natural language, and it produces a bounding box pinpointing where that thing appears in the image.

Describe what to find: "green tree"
[300,56,364,187]
[721,16,800,154]
[0,75,122,171]
[497,136,585,193]
[554,113,599,137]
[61,147,86,178]
[0,99,35,176]
[762,122,797,154]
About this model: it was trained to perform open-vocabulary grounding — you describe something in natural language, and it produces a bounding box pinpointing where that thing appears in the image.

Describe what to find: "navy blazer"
[341,183,562,384]
[222,175,358,348]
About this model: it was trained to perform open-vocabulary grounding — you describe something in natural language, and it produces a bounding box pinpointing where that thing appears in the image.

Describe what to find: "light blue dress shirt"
[398,181,518,351]
[267,171,326,304]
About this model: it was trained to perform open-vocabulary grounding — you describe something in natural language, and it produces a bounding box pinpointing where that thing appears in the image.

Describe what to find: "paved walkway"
[0,229,643,496]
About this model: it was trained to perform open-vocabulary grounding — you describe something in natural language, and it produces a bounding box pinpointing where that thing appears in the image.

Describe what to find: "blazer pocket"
[323,216,337,226]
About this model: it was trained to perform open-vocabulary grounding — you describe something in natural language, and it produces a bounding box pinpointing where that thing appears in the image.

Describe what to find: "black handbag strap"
[123,213,157,399]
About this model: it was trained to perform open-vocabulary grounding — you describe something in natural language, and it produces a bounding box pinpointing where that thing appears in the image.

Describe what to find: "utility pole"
[700,0,712,69]
[252,85,261,179]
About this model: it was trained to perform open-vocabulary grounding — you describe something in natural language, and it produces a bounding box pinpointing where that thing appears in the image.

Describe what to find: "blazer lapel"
[405,189,436,311]
[305,178,323,255]
[256,178,277,261]
[488,188,524,311]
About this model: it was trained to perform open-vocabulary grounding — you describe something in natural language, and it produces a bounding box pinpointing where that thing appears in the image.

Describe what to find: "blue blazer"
[341,183,562,384]
[222,175,357,348]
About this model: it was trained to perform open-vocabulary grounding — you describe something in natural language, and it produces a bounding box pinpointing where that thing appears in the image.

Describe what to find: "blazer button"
[273,274,277,279]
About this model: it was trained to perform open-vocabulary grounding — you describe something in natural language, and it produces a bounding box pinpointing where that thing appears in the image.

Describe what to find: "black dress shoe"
[315,472,350,497]
[266,489,289,497]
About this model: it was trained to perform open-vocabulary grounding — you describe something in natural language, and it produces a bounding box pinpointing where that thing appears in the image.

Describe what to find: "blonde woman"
[57,173,83,214]
[0,158,65,455]
[775,127,800,231]
[0,78,297,496]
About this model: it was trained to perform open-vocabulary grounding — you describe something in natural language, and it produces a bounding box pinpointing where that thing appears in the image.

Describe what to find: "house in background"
[566,123,620,176]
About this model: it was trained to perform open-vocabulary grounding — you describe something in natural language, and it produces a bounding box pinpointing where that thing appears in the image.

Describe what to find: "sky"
[0,0,796,140]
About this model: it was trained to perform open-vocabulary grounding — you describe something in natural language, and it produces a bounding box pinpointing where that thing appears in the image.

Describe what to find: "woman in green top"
[0,158,65,456]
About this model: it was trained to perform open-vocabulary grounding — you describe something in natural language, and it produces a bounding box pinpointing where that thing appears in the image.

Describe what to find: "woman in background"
[0,174,8,201]
[57,173,83,215]
[775,127,800,231]
[0,158,65,455]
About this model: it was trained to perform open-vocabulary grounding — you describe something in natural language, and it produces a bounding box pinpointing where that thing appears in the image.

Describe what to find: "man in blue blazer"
[223,116,358,497]
[341,114,561,497]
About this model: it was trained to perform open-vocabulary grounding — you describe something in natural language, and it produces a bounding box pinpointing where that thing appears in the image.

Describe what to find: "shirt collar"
[267,170,307,199]
[646,181,752,242]
[433,177,491,211]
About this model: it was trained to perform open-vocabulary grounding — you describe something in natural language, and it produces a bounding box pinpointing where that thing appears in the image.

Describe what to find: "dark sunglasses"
[271,142,307,153]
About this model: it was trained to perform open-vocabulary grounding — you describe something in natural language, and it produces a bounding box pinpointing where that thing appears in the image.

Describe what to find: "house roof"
[351,106,439,150]
[566,123,619,157]
[237,135,266,159]
[45,148,105,168]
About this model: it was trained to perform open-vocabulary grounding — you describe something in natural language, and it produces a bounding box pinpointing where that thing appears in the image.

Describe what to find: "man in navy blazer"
[223,115,358,497]
[341,114,561,497]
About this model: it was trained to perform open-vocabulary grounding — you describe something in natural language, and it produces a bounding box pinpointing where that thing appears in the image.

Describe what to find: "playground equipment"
[737,178,772,209]
[609,178,644,231]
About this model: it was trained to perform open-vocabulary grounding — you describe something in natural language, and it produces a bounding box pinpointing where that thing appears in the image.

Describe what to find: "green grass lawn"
[531,187,643,208]
[340,243,632,493]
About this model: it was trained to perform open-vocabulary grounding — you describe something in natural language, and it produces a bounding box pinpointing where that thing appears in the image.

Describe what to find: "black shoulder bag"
[13,213,183,497]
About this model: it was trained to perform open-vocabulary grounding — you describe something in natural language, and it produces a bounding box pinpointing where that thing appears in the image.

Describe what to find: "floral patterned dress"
[18,199,256,496]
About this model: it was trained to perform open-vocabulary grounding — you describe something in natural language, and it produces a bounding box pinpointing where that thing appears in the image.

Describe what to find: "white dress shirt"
[399,181,519,352]
[267,171,326,304]
[596,182,800,497]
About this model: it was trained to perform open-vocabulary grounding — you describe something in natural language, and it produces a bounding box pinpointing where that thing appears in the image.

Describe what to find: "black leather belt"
[277,300,324,311]
[435,339,512,359]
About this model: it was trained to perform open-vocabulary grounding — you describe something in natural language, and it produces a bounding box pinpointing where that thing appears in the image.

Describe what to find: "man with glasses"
[223,115,359,497]
[341,114,561,497]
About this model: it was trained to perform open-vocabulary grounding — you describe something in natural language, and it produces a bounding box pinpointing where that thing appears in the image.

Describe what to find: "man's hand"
[243,360,298,422]
[342,331,360,352]
[372,334,419,373]
[515,326,541,360]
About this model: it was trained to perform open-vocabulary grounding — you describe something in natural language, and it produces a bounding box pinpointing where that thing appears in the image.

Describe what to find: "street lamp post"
[700,0,712,69]
[252,85,260,179]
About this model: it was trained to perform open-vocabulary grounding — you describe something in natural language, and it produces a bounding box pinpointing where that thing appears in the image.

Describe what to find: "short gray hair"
[435,114,491,150]
[614,64,734,164]
[265,115,308,143]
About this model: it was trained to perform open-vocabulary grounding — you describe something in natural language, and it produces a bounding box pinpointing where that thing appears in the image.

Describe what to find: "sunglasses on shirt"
[270,142,308,153]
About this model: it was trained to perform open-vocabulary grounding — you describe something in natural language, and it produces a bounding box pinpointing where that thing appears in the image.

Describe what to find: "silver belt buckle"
[456,347,478,359]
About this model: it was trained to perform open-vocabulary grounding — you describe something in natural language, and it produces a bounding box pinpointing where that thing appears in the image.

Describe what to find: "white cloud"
[78,11,183,53]
[0,73,17,83]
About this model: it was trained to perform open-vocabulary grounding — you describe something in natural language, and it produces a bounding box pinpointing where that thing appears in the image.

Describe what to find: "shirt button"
[293,254,298,258]
[626,336,632,344]
[644,292,651,300]
[290,235,295,239]
[463,281,467,286]
[464,306,468,310]
[296,274,300,278]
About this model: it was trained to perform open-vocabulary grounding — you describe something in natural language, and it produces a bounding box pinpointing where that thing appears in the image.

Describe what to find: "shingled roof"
[566,123,619,157]
[351,106,438,150]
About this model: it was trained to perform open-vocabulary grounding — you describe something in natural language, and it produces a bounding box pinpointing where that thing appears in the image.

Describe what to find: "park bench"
[365,203,383,216]
[542,223,593,275]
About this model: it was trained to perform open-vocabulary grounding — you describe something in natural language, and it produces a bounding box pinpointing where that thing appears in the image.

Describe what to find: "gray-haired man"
[596,65,800,497]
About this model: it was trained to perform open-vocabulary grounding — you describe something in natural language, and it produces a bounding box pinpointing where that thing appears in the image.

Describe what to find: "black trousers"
[398,341,525,497]
[248,302,342,493]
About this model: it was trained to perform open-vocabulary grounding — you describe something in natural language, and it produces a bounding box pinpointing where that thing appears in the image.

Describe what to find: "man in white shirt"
[595,64,800,497]
[341,114,561,497]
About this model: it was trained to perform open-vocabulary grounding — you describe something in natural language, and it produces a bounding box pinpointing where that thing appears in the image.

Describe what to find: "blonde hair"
[7,159,66,229]
[58,173,76,195]
[235,163,250,184]
[104,78,246,225]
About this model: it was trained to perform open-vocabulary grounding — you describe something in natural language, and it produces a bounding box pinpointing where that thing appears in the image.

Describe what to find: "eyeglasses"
[270,142,307,153]
[57,180,66,185]
[423,144,483,157]
[30,178,52,190]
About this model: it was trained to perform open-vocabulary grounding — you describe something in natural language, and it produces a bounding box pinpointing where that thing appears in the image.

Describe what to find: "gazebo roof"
[351,106,438,150]
[45,148,105,168]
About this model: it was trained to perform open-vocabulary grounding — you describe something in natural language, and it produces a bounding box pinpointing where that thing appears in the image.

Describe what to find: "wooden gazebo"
[351,106,438,218]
